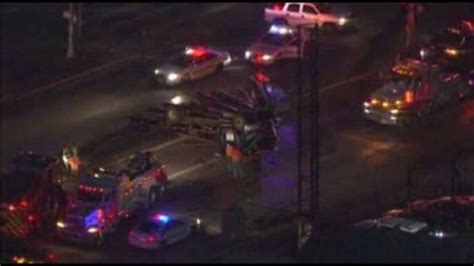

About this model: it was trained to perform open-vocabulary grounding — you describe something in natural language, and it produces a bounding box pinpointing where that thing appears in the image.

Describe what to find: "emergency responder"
[69,142,81,175]
[62,146,73,174]
[226,143,244,178]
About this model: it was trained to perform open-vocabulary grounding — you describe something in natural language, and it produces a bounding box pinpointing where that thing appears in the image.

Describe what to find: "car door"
[190,53,218,79]
[285,3,302,26]
[301,4,321,26]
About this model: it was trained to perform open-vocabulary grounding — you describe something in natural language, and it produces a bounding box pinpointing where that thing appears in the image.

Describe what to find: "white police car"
[153,46,232,86]
[245,24,306,65]
[128,213,201,250]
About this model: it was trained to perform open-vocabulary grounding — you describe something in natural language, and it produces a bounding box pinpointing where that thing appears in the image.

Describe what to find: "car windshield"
[77,190,103,203]
[169,55,193,67]
[138,221,165,233]
[261,34,292,46]
[436,30,465,46]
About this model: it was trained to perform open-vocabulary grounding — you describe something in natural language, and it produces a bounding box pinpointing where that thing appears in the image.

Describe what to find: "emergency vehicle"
[264,2,351,30]
[363,58,471,126]
[1,152,64,238]
[420,19,474,71]
[128,213,201,250]
[245,24,306,65]
[56,152,168,245]
[152,46,232,87]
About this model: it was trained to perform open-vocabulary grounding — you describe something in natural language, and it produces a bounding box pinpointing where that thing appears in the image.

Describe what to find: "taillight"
[146,235,156,243]
[47,253,56,263]
[27,214,36,223]
[20,199,28,208]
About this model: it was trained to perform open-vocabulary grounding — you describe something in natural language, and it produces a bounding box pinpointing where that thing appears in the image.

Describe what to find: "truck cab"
[363,59,470,126]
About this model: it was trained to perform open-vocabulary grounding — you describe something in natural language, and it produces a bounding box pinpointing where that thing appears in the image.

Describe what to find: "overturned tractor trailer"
[130,73,282,155]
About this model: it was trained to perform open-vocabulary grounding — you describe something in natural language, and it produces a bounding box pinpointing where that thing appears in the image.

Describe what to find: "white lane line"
[169,157,220,180]
[115,135,190,164]
[319,71,374,94]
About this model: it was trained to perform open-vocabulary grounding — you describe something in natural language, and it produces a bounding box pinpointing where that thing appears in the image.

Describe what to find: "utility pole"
[63,3,77,59]
[309,22,320,235]
[77,3,83,40]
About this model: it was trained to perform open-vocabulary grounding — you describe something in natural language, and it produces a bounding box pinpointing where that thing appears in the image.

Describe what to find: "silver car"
[245,24,304,65]
[153,46,232,87]
[128,213,201,250]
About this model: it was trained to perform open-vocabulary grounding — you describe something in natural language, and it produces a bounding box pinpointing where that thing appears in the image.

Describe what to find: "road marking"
[169,157,220,180]
[115,135,190,165]
[319,71,374,94]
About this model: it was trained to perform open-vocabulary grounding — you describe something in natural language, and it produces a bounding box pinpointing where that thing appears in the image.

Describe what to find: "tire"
[166,106,184,124]
[233,115,246,132]
[215,63,224,74]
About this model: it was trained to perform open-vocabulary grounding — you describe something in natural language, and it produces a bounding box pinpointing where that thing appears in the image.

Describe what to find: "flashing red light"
[272,3,283,11]
[186,47,207,58]
[20,199,28,208]
[146,235,156,243]
[27,214,36,223]
[256,72,269,83]
[47,253,56,262]
[97,209,104,221]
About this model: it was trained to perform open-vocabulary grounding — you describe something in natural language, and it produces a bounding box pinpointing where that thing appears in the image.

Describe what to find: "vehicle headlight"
[338,17,347,26]
[196,218,201,225]
[445,48,458,56]
[363,102,371,107]
[390,109,399,114]
[154,69,161,75]
[56,221,65,228]
[87,227,99,234]
[223,55,232,66]
[262,54,272,61]
[171,95,183,105]
[167,73,180,81]
[245,50,251,59]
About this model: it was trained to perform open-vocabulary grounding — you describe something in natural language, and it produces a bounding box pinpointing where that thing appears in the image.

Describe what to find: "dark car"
[0,235,56,263]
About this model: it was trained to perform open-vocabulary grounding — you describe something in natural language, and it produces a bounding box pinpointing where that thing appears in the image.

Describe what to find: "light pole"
[63,3,78,59]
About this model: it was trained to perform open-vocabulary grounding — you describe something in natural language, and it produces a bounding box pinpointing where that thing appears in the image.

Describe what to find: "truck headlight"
[167,73,180,81]
[171,95,183,105]
[338,17,347,26]
[245,51,251,59]
[56,221,65,228]
[154,69,161,75]
[87,227,99,234]
[262,54,272,61]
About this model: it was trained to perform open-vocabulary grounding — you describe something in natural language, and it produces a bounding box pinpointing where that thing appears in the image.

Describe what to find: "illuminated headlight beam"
[167,73,179,81]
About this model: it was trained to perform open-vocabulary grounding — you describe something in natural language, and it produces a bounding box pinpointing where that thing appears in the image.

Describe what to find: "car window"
[303,4,318,15]
[286,4,300,13]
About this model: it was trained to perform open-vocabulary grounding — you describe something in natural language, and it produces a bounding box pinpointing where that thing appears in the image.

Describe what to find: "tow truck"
[1,152,64,238]
[420,19,474,71]
[264,2,352,30]
[130,73,280,155]
[245,24,307,65]
[363,58,471,126]
[56,152,168,246]
[152,46,232,87]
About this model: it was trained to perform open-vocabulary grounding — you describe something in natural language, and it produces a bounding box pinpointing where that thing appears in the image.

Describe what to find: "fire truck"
[56,152,168,245]
[0,152,65,238]
[130,73,280,155]
[363,58,471,126]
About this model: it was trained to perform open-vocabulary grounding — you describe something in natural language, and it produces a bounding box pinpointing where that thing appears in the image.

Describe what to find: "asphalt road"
[2,3,473,263]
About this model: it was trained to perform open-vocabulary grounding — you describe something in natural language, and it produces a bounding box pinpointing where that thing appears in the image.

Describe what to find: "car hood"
[373,81,409,101]
[249,43,281,56]
[157,64,186,74]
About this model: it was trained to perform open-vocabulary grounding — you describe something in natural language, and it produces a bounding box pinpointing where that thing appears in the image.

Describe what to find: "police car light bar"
[269,25,293,35]
[153,214,170,223]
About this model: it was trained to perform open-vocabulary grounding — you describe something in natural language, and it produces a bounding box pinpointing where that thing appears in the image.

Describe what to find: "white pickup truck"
[264,2,351,29]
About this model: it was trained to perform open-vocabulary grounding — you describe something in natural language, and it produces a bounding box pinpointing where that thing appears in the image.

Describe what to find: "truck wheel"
[166,106,184,124]
[233,115,246,132]
[215,63,224,74]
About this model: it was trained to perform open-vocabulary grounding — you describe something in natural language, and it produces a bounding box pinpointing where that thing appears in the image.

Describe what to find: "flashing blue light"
[153,214,170,223]
[269,25,293,35]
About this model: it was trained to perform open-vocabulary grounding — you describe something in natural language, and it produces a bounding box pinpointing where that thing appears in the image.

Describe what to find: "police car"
[128,213,201,250]
[152,46,232,87]
[245,24,304,65]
